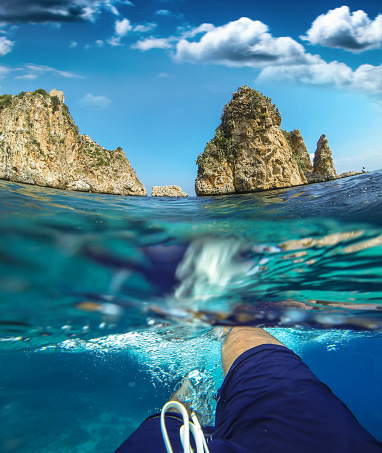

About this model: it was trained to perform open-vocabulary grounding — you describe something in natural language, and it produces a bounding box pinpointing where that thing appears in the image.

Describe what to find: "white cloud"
[21,63,84,79]
[105,1,120,16]
[258,61,382,94]
[352,64,382,92]
[155,9,182,19]
[0,65,10,78]
[0,36,14,56]
[115,18,132,37]
[69,41,78,48]
[80,93,111,109]
[133,22,157,33]
[107,36,121,46]
[95,39,104,46]
[172,17,382,95]
[173,17,320,68]
[157,72,169,78]
[107,17,135,46]
[131,37,175,51]
[302,6,382,52]
[156,9,171,16]
[258,61,353,88]
[14,73,38,80]
[179,23,215,39]
[128,15,382,96]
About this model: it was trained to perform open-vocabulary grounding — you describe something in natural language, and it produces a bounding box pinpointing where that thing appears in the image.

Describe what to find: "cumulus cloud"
[108,17,132,46]
[352,64,382,92]
[0,36,14,56]
[133,22,157,33]
[258,61,352,87]
[106,17,155,47]
[129,15,382,96]
[173,17,320,68]
[179,23,215,39]
[302,6,382,52]
[257,61,382,94]
[0,0,127,24]
[115,17,131,37]
[131,37,175,51]
[80,93,112,108]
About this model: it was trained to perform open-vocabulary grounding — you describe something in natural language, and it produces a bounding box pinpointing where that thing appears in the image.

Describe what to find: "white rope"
[160,401,210,453]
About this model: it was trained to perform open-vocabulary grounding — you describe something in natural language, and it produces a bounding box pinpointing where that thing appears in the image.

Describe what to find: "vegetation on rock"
[195,85,340,196]
[0,88,147,196]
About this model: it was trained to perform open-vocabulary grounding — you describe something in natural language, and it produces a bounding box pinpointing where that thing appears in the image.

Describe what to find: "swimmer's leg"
[210,326,382,453]
[221,326,285,374]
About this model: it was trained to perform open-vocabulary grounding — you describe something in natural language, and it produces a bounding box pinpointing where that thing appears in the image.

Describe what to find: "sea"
[1,170,382,452]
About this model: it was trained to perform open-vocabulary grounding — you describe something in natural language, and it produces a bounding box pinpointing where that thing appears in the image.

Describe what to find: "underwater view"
[1,170,382,452]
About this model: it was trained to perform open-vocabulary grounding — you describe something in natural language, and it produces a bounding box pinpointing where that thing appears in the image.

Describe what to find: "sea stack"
[311,134,338,182]
[0,89,147,196]
[283,129,313,173]
[195,86,307,196]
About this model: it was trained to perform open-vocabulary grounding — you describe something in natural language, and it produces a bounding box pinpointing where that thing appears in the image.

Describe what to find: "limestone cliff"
[0,89,147,196]
[195,86,307,196]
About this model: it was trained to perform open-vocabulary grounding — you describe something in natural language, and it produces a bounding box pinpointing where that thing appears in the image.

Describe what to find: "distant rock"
[195,86,307,196]
[338,171,358,178]
[195,86,351,196]
[0,89,147,196]
[305,134,337,183]
[283,129,313,173]
[151,185,188,197]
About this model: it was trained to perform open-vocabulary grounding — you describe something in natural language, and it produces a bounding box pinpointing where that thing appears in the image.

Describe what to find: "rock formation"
[0,89,147,196]
[283,129,313,173]
[195,86,307,196]
[284,130,338,183]
[196,86,344,196]
[309,134,338,183]
[151,185,188,197]
[338,171,357,179]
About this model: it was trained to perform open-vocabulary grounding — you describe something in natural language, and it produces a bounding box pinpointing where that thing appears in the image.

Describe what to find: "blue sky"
[0,0,382,195]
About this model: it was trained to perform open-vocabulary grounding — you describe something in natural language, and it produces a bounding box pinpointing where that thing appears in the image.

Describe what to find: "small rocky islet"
[0,86,357,197]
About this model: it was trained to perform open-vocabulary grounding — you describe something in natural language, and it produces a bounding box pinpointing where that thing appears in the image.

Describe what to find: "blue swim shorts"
[115,344,382,453]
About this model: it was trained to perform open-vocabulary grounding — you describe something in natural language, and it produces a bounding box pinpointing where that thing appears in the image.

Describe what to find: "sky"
[0,0,382,195]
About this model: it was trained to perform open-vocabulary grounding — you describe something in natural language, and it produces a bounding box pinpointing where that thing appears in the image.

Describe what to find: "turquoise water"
[1,171,382,451]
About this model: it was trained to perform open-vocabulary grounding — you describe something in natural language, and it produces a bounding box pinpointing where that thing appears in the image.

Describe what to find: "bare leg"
[221,327,285,375]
